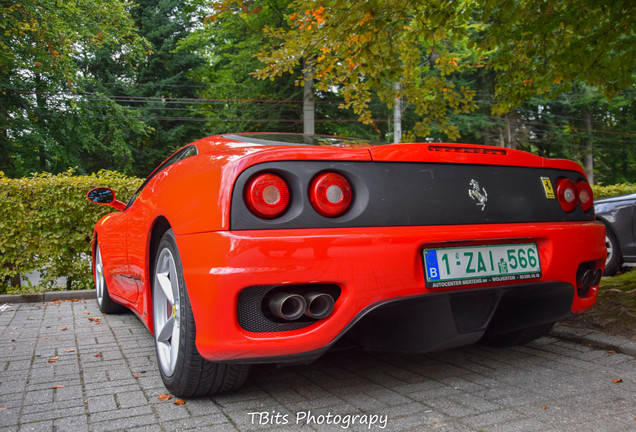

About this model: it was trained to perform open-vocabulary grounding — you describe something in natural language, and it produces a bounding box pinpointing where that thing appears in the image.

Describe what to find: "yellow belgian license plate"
[423,243,541,288]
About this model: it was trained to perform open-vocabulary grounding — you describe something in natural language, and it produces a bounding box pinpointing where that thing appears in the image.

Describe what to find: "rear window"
[222,133,383,148]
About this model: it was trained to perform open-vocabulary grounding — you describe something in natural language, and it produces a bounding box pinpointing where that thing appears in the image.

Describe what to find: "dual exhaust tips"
[268,291,335,321]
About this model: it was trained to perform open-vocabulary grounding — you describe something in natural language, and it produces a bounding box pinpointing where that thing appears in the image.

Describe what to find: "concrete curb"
[0,289,96,304]
[550,323,636,357]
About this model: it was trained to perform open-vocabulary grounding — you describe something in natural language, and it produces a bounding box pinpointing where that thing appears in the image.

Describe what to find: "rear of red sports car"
[177,134,605,360]
[90,133,606,397]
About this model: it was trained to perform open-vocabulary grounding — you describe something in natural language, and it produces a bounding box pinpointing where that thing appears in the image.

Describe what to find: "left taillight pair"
[244,172,352,219]
[555,178,593,213]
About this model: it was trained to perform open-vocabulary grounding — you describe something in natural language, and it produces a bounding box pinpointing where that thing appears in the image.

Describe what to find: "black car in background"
[595,193,636,275]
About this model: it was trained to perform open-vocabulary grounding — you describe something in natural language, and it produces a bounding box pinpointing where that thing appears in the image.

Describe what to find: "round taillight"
[309,172,352,217]
[577,180,594,212]
[556,178,578,212]
[244,173,290,219]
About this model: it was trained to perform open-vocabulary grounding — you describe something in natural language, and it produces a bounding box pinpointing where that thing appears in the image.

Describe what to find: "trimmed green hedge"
[592,183,636,199]
[0,170,142,294]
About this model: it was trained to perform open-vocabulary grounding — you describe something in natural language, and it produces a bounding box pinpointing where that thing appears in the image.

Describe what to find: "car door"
[98,209,140,302]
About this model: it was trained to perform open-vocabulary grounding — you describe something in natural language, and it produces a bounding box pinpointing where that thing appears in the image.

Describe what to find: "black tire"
[152,229,250,398]
[603,227,622,276]
[94,243,126,314]
[479,322,555,347]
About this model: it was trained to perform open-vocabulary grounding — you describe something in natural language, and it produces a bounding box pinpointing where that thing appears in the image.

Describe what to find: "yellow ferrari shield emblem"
[541,177,555,199]
[172,304,176,318]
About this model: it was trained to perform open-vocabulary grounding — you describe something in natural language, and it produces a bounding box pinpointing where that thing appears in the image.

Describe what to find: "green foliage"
[0,0,151,177]
[224,0,634,142]
[179,0,308,134]
[180,0,391,140]
[0,170,142,294]
[592,183,636,199]
[107,0,209,177]
[473,0,635,113]
[246,0,478,141]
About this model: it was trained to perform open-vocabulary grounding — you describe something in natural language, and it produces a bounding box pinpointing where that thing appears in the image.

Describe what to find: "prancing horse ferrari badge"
[469,179,488,211]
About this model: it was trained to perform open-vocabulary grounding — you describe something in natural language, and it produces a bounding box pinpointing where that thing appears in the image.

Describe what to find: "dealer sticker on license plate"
[423,243,541,288]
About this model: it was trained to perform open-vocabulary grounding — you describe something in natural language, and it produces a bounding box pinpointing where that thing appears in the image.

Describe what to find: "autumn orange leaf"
[52,385,64,389]
[173,400,186,406]
[0,406,7,411]
[60,327,68,331]
[65,349,75,353]
[88,317,101,322]
[158,393,172,401]
[132,373,145,378]
[95,353,102,358]
[612,378,623,383]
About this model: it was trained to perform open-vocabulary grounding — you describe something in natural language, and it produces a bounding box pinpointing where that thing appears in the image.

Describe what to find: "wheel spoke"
[156,316,175,342]
[156,271,175,305]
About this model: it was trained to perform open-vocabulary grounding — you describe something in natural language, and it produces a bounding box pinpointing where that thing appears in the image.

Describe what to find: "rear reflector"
[244,173,290,219]
[309,172,352,217]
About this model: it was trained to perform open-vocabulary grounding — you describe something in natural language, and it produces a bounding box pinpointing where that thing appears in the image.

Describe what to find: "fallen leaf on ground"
[65,349,75,353]
[173,400,186,406]
[0,406,7,411]
[47,356,59,363]
[52,385,64,389]
[132,373,145,378]
[158,394,172,401]
[612,378,623,383]
[542,406,547,410]
[60,327,68,331]
[95,353,102,358]
[88,317,101,323]
[608,350,616,354]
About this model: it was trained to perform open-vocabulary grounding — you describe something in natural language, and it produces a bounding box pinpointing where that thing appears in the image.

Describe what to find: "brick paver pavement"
[1,299,634,431]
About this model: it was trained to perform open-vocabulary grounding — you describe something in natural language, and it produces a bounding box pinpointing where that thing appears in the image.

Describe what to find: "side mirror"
[87,187,126,211]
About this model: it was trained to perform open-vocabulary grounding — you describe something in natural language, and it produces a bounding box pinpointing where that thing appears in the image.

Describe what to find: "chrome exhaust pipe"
[269,293,307,321]
[304,292,335,319]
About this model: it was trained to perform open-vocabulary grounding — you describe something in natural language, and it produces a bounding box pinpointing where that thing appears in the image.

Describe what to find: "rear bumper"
[175,222,605,362]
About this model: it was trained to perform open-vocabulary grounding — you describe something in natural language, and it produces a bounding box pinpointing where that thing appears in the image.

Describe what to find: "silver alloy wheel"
[153,247,181,377]
[95,245,105,307]
[605,234,614,266]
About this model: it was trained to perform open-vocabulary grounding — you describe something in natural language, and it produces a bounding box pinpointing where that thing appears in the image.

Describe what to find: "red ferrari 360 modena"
[87,133,606,397]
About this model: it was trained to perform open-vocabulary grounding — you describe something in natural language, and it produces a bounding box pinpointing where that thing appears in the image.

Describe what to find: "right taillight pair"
[244,172,352,220]
[555,178,593,213]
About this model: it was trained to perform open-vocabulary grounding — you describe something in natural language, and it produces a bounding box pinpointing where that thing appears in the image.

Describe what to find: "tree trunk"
[583,110,594,184]
[303,59,314,135]
[35,75,47,171]
[504,112,517,149]
[0,89,12,175]
[393,82,402,143]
